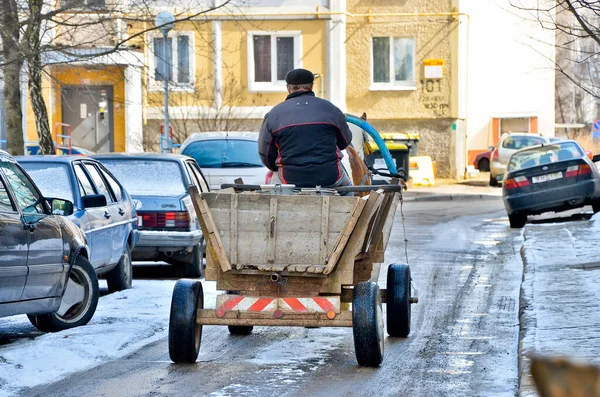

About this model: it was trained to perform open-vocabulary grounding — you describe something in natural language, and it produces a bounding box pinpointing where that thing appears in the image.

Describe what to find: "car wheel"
[106,244,133,293]
[478,158,490,172]
[28,256,99,333]
[489,173,499,187]
[508,213,527,229]
[169,279,203,363]
[183,245,204,279]
[228,325,253,335]
[592,200,600,214]
[353,281,384,367]
[386,264,411,337]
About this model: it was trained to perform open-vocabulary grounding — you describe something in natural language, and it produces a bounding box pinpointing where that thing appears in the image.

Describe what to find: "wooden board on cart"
[189,186,398,295]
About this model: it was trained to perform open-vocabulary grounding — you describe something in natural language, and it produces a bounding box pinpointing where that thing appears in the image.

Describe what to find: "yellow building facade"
[16,0,555,179]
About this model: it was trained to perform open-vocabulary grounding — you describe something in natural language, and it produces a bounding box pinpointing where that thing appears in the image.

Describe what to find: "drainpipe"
[21,62,27,152]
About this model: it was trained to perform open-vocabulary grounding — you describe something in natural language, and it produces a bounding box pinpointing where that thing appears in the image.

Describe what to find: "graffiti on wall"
[420,79,450,117]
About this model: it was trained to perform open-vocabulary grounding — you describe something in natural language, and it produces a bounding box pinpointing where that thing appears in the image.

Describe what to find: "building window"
[247,31,302,92]
[149,33,194,91]
[371,37,416,90]
[62,0,105,9]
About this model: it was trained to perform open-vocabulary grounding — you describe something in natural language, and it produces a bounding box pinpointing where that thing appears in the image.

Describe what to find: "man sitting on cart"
[258,68,354,192]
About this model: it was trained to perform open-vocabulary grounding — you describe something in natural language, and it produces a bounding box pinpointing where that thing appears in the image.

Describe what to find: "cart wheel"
[168,279,203,363]
[228,325,254,335]
[352,281,384,367]
[386,264,411,337]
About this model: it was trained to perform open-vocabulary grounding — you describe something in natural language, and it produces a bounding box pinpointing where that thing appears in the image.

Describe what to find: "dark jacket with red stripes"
[258,91,353,188]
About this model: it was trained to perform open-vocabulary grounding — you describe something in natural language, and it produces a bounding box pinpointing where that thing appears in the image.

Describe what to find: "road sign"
[593,120,600,139]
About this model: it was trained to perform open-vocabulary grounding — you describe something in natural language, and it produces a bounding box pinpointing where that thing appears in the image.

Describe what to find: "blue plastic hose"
[345,114,398,174]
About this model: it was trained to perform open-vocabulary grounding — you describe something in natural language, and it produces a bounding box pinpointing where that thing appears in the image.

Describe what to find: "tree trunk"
[2,62,25,155]
[28,57,54,155]
[0,0,25,155]
[26,0,55,155]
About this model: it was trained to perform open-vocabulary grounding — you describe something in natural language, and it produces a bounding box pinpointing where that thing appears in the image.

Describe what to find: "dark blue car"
[92,153,209,278]
[17,156,138,292]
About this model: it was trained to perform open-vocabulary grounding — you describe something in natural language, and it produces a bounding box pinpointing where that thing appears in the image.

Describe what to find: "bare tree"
[510,0,600,125]
[0,0,233,155]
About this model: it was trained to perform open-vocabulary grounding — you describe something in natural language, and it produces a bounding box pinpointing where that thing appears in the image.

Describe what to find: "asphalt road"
[23,197,528,397]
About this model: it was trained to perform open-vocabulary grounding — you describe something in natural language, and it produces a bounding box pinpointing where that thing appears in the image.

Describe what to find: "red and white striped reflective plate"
[215,295,340,315]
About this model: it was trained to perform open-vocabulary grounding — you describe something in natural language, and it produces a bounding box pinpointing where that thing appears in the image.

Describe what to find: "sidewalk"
[402,177,502,201]
[519,214,600,396]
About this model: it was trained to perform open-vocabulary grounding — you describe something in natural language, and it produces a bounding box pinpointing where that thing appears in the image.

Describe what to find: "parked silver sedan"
[93,153,209,278]
[490,133,550,186]
[0,151,99,332]
[179,131,270,190]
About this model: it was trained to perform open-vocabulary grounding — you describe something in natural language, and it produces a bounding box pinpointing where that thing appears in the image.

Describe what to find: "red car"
[474,146,495,172]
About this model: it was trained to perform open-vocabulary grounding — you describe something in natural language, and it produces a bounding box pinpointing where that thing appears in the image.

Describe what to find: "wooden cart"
[168,182,417,367]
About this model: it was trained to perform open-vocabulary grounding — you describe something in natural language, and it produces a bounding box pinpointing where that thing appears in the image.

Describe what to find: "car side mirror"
[82,194,107,208]
[47,198,74,216]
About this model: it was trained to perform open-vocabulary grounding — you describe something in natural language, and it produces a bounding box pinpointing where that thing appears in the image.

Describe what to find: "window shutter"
[276,37,294,81]
[254,35,272,82]
[177,36,190,83]
[372,37,390,83]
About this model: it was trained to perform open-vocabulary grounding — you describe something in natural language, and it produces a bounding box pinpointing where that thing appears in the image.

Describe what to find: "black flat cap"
[285,68,314,85]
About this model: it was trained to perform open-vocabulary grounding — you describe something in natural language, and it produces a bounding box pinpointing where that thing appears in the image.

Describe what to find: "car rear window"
[507,142,585,171]
[20,162,75,203]
[502,135,546,150]
[99,159,186,196]
[182,139,263,168]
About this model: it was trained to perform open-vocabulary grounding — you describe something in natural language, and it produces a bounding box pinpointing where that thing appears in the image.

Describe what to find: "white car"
[179,131,270,190]
[490,133,551,186]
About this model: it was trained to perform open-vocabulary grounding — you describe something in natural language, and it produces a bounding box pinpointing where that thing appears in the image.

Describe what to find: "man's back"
[259,90,352,187]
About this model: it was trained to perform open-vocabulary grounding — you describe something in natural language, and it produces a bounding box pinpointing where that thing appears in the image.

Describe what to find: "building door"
[62,85,114,153]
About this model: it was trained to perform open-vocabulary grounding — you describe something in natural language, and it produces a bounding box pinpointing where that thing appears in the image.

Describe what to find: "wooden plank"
[197,309,353,327]
[319,196,330,265]
[230,194,238,265]
[324,191,384,276]
[199,198,232,272]
[323,196,369,274]
[267,197,278,263]
[530,355,600,397]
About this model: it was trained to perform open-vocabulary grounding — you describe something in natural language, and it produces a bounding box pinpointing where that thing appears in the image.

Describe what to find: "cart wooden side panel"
[190,186,400,295]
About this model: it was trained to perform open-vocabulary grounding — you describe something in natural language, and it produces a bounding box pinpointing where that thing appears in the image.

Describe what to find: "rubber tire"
[352,281,384,367]
[183,244,205,279]
[228,325,254,335]
[592,200,600,214]
[478,158,490,172]
[489,173,499,187]
[168,279,203,363]
[28,256,99,333]
[106,244,133,293]
[509,212,527,229]
[386,264,411,337]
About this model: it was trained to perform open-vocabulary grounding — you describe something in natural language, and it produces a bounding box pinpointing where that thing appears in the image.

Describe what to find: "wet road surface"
[22,198,530,397]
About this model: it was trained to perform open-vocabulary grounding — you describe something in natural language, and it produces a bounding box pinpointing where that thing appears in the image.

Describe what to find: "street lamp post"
[155,11,175,153]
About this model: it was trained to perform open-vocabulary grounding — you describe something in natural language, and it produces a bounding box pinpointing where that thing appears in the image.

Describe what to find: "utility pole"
[155,11,175,153]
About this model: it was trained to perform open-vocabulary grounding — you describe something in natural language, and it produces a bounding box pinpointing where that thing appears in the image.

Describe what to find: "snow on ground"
[519,216,600,396]
[0,279,218,396]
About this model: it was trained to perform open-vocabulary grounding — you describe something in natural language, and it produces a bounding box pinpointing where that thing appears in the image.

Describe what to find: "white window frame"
[247,31,302,93]
[147,31,195,92]
[370,36,416,91]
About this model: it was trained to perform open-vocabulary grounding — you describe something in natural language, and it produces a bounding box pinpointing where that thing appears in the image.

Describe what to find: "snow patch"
[249,327,348,365]
[0,279,218,396]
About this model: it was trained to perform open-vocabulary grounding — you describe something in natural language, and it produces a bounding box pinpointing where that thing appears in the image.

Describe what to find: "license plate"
[532,171,563,183]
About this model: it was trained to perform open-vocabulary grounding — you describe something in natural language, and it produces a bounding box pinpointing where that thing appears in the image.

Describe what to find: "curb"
[402,194,501,202]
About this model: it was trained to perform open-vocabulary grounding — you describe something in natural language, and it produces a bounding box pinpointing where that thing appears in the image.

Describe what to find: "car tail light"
[138,211,189,229]
[492,150,499,160]
[505,175,529,190]
[566,164,591,178]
